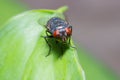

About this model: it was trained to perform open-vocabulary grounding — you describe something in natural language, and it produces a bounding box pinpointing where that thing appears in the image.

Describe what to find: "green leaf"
[0,0,26,27]
[0,6,85,80]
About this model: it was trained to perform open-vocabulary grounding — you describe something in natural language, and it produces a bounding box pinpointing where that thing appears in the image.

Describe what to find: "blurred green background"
[0,0,120,80]
[0,0,26,26]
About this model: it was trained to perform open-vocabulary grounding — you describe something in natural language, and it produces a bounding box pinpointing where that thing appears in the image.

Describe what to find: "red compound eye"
[65,27,72,36]
[53,30,60,37]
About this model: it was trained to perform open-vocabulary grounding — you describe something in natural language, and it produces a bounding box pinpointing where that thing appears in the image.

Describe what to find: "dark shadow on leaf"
[46,38,69,58]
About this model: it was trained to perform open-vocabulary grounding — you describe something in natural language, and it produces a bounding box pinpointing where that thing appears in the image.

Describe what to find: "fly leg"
[42,36,52,57]
[42,30,53,57]
[68,37,76,49]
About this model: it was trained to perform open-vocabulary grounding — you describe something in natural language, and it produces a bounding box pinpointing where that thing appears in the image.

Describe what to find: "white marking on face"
[57,26,62,29]
[65,32,67,36]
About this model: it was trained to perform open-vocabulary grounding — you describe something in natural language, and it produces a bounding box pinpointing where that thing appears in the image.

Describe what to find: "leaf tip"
[56,6,68,13]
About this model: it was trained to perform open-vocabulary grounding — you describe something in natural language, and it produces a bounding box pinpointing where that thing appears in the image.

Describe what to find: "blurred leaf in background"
[0,0,26,27]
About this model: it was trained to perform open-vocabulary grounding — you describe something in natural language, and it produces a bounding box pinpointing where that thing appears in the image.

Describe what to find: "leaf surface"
[0,7,85,80]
